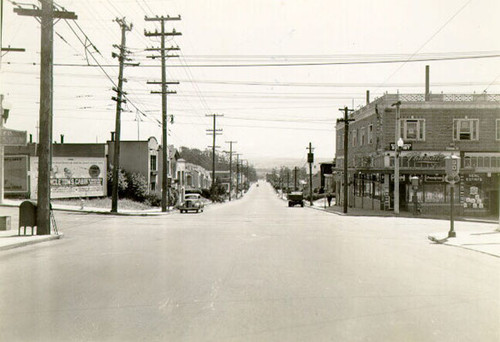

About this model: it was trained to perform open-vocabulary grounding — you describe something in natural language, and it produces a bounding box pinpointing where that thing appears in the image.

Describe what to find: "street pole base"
[448,231,456,238]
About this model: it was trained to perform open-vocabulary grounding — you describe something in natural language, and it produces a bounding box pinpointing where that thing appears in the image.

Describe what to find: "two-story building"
[334,92,500,217]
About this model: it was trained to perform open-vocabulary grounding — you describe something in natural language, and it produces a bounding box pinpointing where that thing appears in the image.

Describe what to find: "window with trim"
[496,119,500,140]
[150,155,157,171]
[368,124,373,144]
[453,118,479,141]
[360,127,366,146]
[352,129,357,147]
[400,119,425,141]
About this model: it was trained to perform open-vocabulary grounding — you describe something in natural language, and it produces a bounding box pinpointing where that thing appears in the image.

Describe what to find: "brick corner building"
[334,93,500,217]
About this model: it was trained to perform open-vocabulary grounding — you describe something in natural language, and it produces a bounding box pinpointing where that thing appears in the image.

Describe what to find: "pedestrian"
[327,193,333,207]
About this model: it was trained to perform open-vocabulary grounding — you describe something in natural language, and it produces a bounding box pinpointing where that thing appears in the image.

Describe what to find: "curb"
[0,233,64,251]
[307,205,498,224]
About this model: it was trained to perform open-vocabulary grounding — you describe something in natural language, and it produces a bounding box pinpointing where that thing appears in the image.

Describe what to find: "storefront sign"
[390,142,412,151]
[464,174,483,182]
[424,175,444,182]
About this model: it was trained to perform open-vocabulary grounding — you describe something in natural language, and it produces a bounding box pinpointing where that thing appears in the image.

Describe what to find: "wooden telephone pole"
[145,15,181,212]
[224,141,237,201]
[110,18,134,213]
[337,106,355,214]
[14,1,77,234]
[206,114,223,189]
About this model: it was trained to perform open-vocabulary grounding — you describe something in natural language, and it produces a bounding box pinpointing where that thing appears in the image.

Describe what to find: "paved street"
[1,182,499,341]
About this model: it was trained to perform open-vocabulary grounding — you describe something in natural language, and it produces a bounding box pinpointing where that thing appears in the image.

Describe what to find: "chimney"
[29,134,33,143]
[366,90,370,105]
[111,131,115,142]
[425,65,430,101]
[60,134,64,144]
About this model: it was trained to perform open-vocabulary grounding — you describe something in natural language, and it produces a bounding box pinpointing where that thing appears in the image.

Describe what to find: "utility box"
[19,201,37,235]
[0,216,11,231]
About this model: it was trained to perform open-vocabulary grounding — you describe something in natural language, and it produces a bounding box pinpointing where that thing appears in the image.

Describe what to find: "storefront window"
[364,181,372,197]
[374,182,381,199]
[424,183,445,203]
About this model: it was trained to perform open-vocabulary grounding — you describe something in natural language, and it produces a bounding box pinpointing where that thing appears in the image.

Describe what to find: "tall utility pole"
[110,18,133,213]
[14,1,77,235]
[294,167,298,191]
[225,140,237,201]
[338,106,354,214]
[206,114,223,188]
[392,100,402,215]
[145,15,181,212]
[235,153,241,199]
[286,169,290,193]
[307,142,314,206]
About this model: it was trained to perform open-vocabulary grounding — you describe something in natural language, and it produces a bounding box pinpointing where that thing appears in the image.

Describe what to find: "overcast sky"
[1,0,499,167]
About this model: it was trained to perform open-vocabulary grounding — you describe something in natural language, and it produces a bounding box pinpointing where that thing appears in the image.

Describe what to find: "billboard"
[30,157,107,199]
[5,155,29,193]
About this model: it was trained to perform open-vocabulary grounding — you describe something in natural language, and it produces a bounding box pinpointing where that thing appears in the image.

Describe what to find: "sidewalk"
[306,198,500,258]
[311,199,499,225]
[0,230,63,251]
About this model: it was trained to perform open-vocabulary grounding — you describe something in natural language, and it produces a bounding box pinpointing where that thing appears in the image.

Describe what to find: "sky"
[1,0,500,168]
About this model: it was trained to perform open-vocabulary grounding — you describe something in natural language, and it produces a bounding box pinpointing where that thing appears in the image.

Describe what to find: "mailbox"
[19,201,37,235]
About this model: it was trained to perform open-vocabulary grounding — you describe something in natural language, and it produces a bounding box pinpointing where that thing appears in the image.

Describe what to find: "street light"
[394,137,404,214]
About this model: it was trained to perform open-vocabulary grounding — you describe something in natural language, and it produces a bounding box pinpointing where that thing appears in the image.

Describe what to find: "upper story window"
[150,155,157,171]
[453,118,479,141]
[400,119,425,141]
[360,127,366,146]
[352,129,357,147]
[368,124,373,144]
[496,119,500,140]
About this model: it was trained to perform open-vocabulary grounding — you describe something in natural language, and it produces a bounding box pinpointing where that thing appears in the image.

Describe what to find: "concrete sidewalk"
[0,230,63,251]
[308,199,500,258]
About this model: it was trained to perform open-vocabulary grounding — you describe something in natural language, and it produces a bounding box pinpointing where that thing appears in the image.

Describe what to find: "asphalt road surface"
[1,182,499,341]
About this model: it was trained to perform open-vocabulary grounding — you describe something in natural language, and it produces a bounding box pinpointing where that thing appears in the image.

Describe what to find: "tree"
[107,169,128,197]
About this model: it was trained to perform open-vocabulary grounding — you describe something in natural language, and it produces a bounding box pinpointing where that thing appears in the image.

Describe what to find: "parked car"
[287,191,304,207]
[178,194,204,213]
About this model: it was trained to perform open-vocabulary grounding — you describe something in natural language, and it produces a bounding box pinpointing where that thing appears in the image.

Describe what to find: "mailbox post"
[445,155,460,238]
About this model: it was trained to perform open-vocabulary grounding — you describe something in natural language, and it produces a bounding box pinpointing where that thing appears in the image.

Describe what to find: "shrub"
[125,172,149,202]
[145,193,162,207]
[107,169,128,197]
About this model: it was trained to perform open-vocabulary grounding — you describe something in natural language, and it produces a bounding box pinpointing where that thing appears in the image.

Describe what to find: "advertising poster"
[30,157,106,199]
[5,155,29,193]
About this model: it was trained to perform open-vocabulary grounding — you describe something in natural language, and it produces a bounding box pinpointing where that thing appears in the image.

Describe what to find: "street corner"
[0,231,63,251]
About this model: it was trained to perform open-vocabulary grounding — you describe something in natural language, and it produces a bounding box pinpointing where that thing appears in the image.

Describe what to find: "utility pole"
[14,1,77,235]
[286,169,290,193]
[110,18,133,213]
[225,140,237,201]
[392,100,402,215]
[307,142,314,206]
[293,167,298,191]
[145,15,181,212]
[235,153,241,199]
[338,106,355,214]
[206,114,223,189]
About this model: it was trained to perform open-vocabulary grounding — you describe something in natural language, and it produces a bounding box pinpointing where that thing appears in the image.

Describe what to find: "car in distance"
[287,191,304,207]
[178,194,204,213]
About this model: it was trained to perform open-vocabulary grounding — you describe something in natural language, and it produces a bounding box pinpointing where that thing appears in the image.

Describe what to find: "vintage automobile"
[178,194,204,213]
[287,191,304,207]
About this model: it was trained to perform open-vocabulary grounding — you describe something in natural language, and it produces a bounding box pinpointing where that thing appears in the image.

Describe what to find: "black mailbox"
[19,201,37,236]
